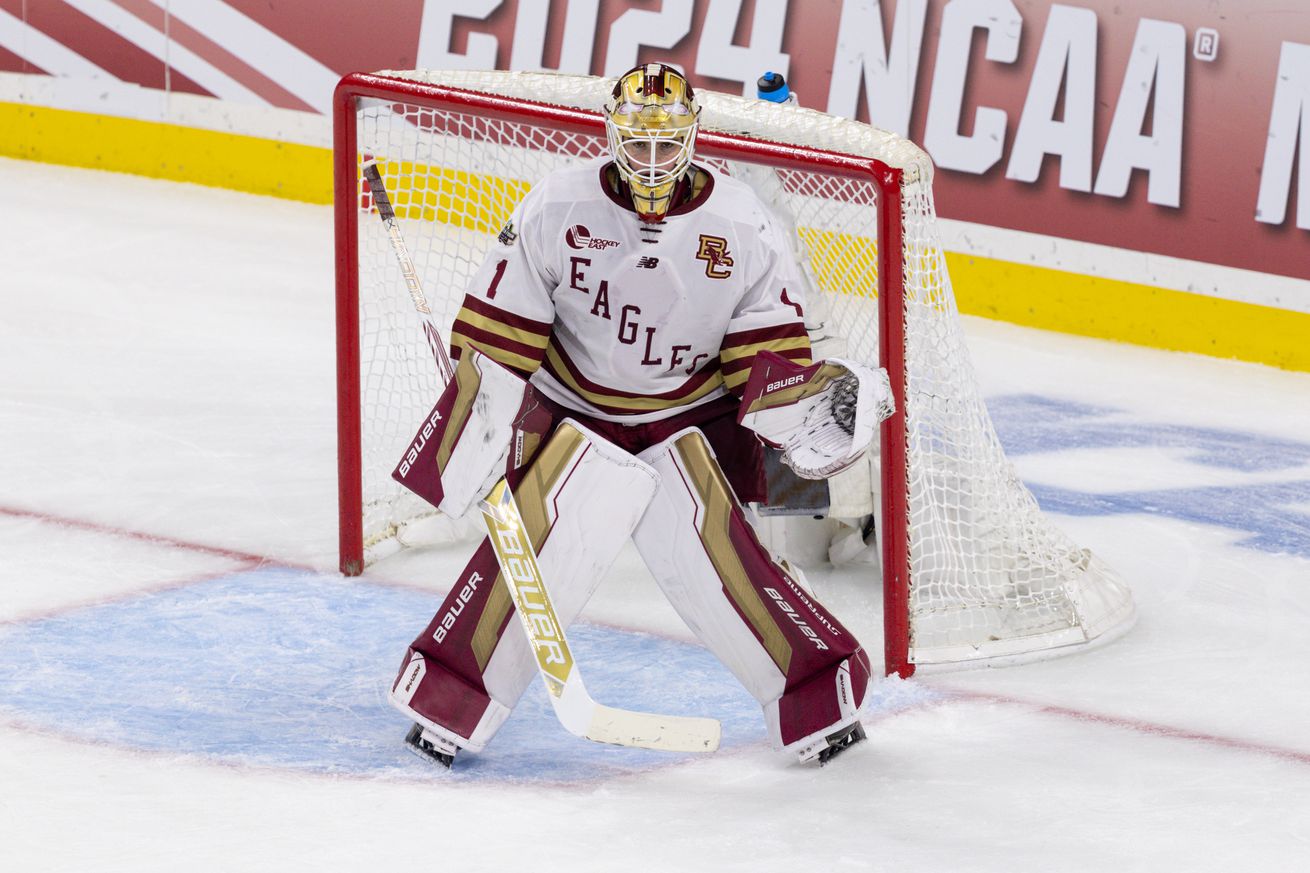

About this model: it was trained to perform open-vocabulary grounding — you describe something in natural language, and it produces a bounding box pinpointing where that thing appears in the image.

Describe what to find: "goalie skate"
[405,722,458,769]
[798,722,867,766]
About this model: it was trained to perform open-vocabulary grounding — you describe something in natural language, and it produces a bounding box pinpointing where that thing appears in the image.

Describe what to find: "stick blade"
[554,664,721,753]
[586,705,722,753]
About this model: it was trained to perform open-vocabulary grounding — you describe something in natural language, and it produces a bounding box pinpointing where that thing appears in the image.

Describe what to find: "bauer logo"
[565,224,620,251]
[397,407,443,477]
[763,587,829,652]
[432,572,482,645]
[766,373,806,394]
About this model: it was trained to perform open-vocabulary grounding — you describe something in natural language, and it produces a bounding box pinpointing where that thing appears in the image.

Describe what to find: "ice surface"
[2,157,1309,872]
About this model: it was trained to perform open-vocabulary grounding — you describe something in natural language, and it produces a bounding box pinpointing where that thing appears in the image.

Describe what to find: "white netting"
[341,70,1134,668]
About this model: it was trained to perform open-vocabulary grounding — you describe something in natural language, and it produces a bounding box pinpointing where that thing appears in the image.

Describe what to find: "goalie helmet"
[604,63,700,222]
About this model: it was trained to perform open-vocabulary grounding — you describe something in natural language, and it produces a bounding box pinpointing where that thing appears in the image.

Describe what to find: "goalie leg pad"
[771,654,871,763]
[633,427,872,752]
[390,419,658,752]
[391,641,511,754]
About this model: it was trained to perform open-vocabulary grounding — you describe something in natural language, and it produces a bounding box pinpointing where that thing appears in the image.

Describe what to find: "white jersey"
[449,157,812,423]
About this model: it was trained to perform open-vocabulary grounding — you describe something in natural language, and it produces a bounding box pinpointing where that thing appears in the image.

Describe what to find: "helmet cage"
[604,65,701,218]
[604,116,699,193]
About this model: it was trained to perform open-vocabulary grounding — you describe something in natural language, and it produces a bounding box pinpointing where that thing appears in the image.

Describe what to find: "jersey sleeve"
[448,192,558,376]
[718,210,813,395]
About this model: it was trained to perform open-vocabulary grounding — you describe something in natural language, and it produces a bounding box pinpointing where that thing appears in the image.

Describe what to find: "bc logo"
[696,234,733,279]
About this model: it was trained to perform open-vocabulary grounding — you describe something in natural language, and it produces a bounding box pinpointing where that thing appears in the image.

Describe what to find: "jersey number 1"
[487,259,508,299]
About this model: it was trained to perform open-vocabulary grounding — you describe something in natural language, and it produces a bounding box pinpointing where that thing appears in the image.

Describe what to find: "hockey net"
[334,70,1135,675]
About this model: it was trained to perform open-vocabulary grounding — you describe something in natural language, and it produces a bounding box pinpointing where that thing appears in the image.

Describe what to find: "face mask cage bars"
[604,117,699,192]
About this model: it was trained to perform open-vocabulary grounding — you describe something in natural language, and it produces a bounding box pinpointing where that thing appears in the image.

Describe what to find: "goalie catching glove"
[738,350,894,479]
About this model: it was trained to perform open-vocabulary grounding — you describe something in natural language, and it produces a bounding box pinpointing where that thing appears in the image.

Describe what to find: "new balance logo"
[636,256,659,269]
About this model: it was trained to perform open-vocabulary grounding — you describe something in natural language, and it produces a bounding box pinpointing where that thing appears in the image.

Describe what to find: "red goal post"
[333,70,1134,677]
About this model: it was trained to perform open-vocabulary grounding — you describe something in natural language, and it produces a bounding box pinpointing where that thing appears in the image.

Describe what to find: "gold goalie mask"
[605,63,701,222]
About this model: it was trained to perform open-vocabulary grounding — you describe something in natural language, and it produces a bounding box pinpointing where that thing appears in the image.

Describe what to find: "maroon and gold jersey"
[449,157,812,422]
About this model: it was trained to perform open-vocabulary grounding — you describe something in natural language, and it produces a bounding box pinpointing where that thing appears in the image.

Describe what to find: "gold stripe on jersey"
[720,335,811,369]
[454,305,553,353]
[449,305,551,375]
[720,340,812,392]
[470,424,588,672]
[674,431,792,674]
[543,344,724,414]
[450,333,543,375]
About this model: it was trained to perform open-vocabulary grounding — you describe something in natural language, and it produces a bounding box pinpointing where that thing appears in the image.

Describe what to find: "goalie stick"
[365,165,720,753]
[480,480,721,752]
[360,160,454,385]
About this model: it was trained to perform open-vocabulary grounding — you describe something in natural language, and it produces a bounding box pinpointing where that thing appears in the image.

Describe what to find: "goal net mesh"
[341,70,1134,669]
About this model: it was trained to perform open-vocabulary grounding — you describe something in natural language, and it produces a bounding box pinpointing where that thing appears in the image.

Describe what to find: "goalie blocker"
[388,346,873,762]
[391,342,554,519]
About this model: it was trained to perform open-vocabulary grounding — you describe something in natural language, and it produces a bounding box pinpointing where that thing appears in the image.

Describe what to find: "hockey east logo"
[397,406,443,477]
[565,224,620,251]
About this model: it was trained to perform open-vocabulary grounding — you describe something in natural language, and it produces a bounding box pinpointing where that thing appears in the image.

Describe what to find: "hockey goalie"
[387,63,895,767]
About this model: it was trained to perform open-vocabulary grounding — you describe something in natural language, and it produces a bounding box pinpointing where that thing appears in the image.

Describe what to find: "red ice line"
[0,504,298,625]
[0,503,283,567]
[5,503,1309,769]
[940,688,1310,767]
